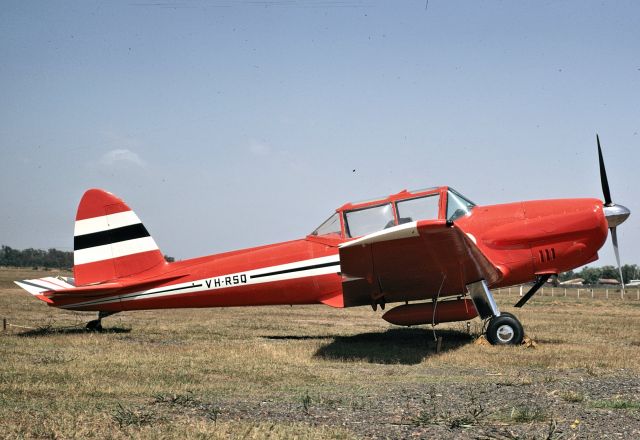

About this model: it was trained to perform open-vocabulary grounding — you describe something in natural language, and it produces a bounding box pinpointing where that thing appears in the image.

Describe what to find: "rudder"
[73,189,166,286]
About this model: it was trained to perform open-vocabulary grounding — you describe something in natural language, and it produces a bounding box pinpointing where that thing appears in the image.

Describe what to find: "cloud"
[249,140,272,156]
[100,149,146,167]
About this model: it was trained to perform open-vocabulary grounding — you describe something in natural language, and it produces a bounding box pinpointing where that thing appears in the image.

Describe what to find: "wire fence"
[495,285,640,300]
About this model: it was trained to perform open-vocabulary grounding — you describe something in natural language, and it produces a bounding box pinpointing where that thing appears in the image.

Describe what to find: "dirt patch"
[149,373,640,439]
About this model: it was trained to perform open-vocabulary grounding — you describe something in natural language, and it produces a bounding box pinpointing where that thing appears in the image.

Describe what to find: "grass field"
[1,267,639,439]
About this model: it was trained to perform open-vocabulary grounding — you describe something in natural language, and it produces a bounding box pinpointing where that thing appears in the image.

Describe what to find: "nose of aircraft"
[604,203,631,228]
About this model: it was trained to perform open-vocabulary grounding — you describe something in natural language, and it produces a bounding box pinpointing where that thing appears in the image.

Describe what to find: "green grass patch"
[589,399,640,410]
[560,390,584,403]
[508,405,548,423]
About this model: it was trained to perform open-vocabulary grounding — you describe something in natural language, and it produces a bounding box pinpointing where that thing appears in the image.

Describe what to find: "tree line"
[0,245,72,269]
[558,264,639,285]
[0,245,174,269]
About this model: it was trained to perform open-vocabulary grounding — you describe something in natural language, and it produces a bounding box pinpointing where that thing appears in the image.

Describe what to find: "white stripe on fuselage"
[61,254,341,309]
[74,210,142,236]
[74,236,159,265]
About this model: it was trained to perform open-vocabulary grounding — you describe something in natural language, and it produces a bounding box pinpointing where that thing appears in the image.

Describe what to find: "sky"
[1,0,639,268]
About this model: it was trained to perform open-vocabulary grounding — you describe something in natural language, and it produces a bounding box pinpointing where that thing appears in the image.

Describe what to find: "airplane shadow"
[312,328,474,365]
[17,326,132,337]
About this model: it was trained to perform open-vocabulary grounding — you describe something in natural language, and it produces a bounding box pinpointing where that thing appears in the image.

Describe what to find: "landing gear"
[486,312,524,345]
[86,319,103,331]
[86,311,115,331]
[466,280,525,346]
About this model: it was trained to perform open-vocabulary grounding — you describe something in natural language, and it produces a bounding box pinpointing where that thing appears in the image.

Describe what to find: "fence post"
[508,287,511,295]
[578,289,580,299]
[606,289,609,299]
[591,289,594,298]
[564,288,567,297]
[551,287,554,297]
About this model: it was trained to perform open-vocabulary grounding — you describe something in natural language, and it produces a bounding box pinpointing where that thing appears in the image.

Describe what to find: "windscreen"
[447,188,476,221]
[310,212,342,237]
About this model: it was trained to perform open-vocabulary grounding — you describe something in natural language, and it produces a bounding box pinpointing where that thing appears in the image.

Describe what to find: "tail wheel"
[86,319,103,332]
[486,312,523,345]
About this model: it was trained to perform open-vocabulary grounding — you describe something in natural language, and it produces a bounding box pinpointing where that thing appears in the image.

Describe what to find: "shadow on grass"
[313,328,473,365]
[17,326,132,337]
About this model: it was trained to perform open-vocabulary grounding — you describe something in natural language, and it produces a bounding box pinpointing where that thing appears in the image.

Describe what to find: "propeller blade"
[610,227,626,295]
[597,134,613,206]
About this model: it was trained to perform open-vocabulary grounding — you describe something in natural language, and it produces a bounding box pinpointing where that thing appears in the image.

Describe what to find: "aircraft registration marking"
[205,274,248,288]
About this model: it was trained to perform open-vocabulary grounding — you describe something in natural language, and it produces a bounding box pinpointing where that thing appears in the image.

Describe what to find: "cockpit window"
[345,203,394,238]
[396,194,440,223]
[311,212,342,237]
[446,188,476,221]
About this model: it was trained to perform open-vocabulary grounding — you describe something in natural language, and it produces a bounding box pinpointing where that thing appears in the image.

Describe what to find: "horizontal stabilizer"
[14,276,75,296]
[15,274,187,301]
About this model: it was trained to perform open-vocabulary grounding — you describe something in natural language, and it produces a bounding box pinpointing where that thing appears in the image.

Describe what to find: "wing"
[338,220,502,307]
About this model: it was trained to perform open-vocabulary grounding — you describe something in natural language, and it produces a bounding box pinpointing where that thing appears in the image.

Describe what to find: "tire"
[486,312,523,345]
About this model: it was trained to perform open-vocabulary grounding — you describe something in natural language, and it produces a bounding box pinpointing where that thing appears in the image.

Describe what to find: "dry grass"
[1,268,640,439]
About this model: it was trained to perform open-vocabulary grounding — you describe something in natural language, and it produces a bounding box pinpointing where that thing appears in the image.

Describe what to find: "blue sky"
[1,0,639,268]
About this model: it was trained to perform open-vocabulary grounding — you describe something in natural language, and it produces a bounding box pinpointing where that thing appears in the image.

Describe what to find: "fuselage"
[54,187,609,313]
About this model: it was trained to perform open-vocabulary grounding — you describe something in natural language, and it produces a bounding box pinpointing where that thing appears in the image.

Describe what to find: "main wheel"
[486,312,523,345]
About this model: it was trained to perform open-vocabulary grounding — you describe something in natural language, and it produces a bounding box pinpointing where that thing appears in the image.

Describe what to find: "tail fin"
[73,189,166,286]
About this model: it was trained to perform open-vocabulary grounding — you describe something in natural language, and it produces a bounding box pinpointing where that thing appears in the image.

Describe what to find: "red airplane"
[16,138,630,345]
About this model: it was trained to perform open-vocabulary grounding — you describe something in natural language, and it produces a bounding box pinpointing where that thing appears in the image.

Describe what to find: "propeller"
[597,135,631,294]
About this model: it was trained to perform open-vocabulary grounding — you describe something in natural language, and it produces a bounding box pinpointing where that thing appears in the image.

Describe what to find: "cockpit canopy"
[310,186,475,239]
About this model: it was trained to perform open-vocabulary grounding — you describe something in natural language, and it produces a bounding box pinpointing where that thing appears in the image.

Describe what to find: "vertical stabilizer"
[73,189,166,286]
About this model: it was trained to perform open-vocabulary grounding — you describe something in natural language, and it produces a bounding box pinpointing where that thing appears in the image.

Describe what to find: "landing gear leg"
[86,311,116,331]
[466,279,524,345]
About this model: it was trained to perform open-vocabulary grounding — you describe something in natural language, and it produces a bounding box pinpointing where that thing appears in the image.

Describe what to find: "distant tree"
[599,265,619,281]
[621,264,639,283]
[559,264,640,285]
[579,266,602,285]
[558,270,575,282]
[0,245,72,269]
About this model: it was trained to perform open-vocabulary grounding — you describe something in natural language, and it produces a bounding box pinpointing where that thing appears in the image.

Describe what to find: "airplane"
[15,137,630,345]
